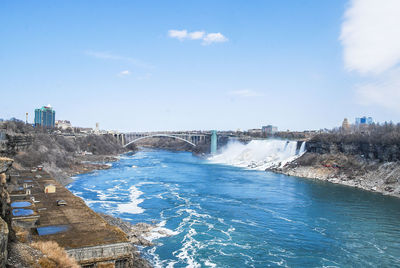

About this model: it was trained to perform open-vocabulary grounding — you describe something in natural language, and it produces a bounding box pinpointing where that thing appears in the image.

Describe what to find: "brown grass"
[31,241,80,268]
[98,263,114,268]
[37,257,58,268]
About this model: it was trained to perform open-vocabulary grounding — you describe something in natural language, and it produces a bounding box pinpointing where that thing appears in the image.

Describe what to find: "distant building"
[355,116,373,126]
[248,129,262,134]
[56,120,72,130]
[262,125,278,135]
[78,127,93,134]
[342,118,350,132]
[35,105,55,128]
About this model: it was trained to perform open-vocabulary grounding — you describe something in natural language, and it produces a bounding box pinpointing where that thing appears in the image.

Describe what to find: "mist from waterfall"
[209,139,306,170]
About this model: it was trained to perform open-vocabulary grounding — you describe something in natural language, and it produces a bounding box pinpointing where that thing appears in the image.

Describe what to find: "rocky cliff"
[0,157,13,268]
[270,129,400,198]
[271,152,400,198]
[306,140,400,162]
[1,131,136,185]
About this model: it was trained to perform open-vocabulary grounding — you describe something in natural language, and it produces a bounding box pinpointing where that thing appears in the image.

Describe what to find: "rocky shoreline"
[269,152,400,198]
[100,213,176,247]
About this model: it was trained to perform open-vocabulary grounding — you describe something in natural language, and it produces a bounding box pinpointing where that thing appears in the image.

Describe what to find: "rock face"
[0,158,13,218]
[100,213,155,247]
[0,218,8,268]
[0,158,12,268]
[0,135,33,156]
[289,133,400,197]
[270,152,400,198]
[0,158,13,174]
[306,139,400,162]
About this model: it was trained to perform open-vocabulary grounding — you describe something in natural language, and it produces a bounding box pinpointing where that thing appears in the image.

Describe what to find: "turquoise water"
[12,208,34,216]
[37,225,69,236]
[68,150,400,267]
[11,201,31,208]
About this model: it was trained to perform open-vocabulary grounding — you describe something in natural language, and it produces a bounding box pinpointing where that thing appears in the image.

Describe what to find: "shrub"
[31,241,79,268]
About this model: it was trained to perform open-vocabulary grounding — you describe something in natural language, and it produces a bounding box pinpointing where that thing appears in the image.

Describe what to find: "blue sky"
[1,0,399,132]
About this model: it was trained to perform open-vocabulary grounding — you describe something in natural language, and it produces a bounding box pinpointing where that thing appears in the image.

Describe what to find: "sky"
[1,0,400,132]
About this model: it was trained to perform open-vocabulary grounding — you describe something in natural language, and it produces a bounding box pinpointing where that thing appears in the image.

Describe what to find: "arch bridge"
[116,132,210,148]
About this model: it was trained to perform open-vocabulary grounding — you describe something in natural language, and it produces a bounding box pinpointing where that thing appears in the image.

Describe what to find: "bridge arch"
[123,134,196,148]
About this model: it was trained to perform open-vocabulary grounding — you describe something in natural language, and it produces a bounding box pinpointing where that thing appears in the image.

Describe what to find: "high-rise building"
[355,116,373,126]
[34,104,55,128]
[342,118,350,132]
[262,125,278,135]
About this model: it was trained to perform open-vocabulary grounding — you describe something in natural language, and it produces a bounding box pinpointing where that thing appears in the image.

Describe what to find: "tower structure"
[210,130,217,154]
[34,104,55,128]
[342,118,350,132]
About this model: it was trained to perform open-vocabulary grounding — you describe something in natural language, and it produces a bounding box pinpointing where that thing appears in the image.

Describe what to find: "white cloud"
[340,0,400,112]
[356,67,400,111]
[168,29,227,45]
[202,33,228,45]
[168,30,188,41]
[340,0,400,74]
[85,50,153,69]
[229,90,263,97]
[189,31,205,40]
[118,70,131,77]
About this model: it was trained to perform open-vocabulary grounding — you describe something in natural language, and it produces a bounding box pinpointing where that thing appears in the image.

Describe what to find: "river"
[68,149,400,267]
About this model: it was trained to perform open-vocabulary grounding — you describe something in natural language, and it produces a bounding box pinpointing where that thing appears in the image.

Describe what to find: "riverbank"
[269,152,400,198]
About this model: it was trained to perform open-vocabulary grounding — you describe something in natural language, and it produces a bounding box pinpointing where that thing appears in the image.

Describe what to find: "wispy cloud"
[340,0,400,111]
[202,33,228,45]
[168,29,228,45]
[356,67,400,112]
[118,70,131,77]
[189,31,205,40]
[229,89,263,97]
[168,30,189,41]
[85,50,153,69]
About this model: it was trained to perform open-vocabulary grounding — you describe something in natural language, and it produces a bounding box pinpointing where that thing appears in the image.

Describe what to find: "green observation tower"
[211,130,217,154]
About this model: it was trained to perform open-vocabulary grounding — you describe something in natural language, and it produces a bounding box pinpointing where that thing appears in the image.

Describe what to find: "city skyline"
[1,1,400,132]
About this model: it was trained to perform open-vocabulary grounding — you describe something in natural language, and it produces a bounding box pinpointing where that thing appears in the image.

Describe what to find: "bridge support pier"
[211,130,217,154]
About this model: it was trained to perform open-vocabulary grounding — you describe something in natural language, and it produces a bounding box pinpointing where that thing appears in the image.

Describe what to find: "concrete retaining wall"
[66,242,133,266]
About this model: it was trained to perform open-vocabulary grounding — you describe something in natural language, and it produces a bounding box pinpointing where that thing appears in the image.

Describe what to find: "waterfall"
[298,141,306,155]
[209,139,305,170]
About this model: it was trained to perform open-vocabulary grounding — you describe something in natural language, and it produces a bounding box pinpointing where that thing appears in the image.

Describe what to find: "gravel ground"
[7,242,43,268]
